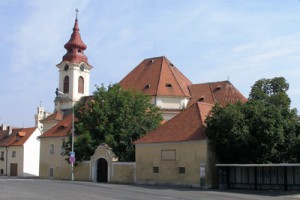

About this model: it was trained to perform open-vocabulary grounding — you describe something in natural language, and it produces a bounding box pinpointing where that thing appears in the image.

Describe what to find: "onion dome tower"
[55,10,93,111]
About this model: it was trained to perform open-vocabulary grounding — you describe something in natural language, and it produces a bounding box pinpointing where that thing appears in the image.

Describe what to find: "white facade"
[151,96,190,120]
[0,128,41,177]
[23,128,41,176]
[55,61,92,110]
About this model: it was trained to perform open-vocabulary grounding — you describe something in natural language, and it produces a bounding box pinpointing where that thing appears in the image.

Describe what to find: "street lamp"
[57,90,75,181]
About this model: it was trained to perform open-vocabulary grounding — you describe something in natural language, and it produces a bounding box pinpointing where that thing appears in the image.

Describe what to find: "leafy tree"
[71,83,163,162]
[249,77,290,108]
[206,77,300,163]
[206,102,250,163]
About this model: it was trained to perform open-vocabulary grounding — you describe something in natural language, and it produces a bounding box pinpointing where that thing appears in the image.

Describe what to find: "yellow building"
[134,102,217,188]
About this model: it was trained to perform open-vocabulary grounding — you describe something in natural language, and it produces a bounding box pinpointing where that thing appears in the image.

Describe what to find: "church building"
[38,13,247,188]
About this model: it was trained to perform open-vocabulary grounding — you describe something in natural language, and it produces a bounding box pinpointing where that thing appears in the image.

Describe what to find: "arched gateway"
[90,144,118,182]
[97,158,108,182]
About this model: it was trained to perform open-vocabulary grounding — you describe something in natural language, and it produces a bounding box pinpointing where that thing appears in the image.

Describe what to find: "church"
[38,14,246,188]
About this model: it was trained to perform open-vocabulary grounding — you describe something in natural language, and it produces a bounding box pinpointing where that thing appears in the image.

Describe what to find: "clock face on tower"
[80,65,85,71]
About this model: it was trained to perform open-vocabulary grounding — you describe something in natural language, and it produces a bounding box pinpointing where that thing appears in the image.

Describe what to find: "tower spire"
[62,9,88,64]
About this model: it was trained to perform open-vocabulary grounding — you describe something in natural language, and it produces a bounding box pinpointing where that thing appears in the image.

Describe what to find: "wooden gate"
[10,163,18,176]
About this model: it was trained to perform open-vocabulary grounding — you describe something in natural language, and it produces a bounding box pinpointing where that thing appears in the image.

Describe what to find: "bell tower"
[55,10,93,111]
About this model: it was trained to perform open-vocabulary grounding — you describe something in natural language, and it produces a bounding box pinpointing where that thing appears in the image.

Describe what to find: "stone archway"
[97,158,108,182]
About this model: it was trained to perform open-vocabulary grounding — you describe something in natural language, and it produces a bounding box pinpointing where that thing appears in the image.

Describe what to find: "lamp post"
[57,90,75,181]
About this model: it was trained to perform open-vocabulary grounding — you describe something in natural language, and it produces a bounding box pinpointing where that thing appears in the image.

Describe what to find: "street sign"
[69,156,75,163]
[70,152,75,157]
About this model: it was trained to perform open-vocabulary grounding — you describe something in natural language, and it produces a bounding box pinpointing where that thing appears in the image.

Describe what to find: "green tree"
[206,77,300,163]
[206,102,250,163]
[249,77,290,108]
[72,83,163,162]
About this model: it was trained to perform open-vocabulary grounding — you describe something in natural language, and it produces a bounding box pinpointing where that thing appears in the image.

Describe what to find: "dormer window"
[166,84,172,88]
[145,84,151,89]
[215,85,222,91]
[198,96,205,102]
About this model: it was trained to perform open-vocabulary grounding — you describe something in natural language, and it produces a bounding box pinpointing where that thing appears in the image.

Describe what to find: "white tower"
[35,104,50,131]
[55,12,93,111]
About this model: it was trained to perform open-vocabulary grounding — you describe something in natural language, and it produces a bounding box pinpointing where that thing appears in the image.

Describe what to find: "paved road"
[0,179,299,200]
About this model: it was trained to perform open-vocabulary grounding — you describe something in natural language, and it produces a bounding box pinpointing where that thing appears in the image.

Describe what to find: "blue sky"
[1,0,300,127]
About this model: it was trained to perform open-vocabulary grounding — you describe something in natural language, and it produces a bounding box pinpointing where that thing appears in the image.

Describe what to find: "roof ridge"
[156,57,164,96]
[166,58,188,97]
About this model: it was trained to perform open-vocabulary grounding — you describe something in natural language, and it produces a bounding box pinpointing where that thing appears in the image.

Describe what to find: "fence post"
[284,167,287,191]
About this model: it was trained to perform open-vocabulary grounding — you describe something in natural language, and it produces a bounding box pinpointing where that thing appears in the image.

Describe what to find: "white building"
[0,124,41,177]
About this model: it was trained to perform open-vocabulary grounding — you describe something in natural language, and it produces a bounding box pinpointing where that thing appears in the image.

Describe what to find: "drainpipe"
[5,146,8,176]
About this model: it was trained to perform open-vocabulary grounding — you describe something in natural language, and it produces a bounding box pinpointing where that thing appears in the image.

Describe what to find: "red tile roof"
[40,110,64,122]
[119,56,192,97]
[0,127,36,146]
[188,81,247,107]
[134,102,213,144]
[39,113,73,138]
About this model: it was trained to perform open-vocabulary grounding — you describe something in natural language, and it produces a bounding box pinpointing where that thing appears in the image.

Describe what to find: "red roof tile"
[0,127,36,146]
[134,102,213,144]
[188,81,247,107]
[39,113,73,138]
[119,56,192,97]
[40,110,64,122]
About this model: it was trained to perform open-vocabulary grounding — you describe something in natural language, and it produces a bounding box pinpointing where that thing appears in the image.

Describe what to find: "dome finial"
[75,8,79,21]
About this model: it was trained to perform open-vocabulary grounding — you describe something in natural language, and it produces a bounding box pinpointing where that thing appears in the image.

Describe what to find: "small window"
[12,151,16,158]
[153,167,159,173]
[63,76,69,93]
[0,169,3,175]
[78,76,84,93]
[50,144,54,154]
[49,168,54,178]
[145,84,151,89]
[0,151,4,160]
[166,84,172,88]
[179,167,186,174]
[198,96,205,102]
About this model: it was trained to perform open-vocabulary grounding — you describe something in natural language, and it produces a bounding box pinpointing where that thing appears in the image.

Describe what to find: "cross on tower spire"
[75,9,79,20]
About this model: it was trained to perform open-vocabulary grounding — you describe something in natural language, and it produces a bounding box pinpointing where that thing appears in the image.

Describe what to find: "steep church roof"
[188,81,247,107]
[134,102,213,144]
[119,56,192,98]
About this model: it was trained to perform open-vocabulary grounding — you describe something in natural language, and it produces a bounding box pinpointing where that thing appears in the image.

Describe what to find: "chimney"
[1,124,7,131]
[8,126,12,136]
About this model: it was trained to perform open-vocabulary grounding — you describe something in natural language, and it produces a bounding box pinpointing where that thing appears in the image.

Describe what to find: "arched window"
[78,76,84,93]
[63,76,69,93]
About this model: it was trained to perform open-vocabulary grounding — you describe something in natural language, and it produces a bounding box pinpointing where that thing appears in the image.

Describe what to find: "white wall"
[23,128,41,177]
[155,96,189,110]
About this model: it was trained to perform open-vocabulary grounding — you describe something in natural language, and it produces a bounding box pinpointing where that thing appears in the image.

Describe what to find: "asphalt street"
[0,178,299,200]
